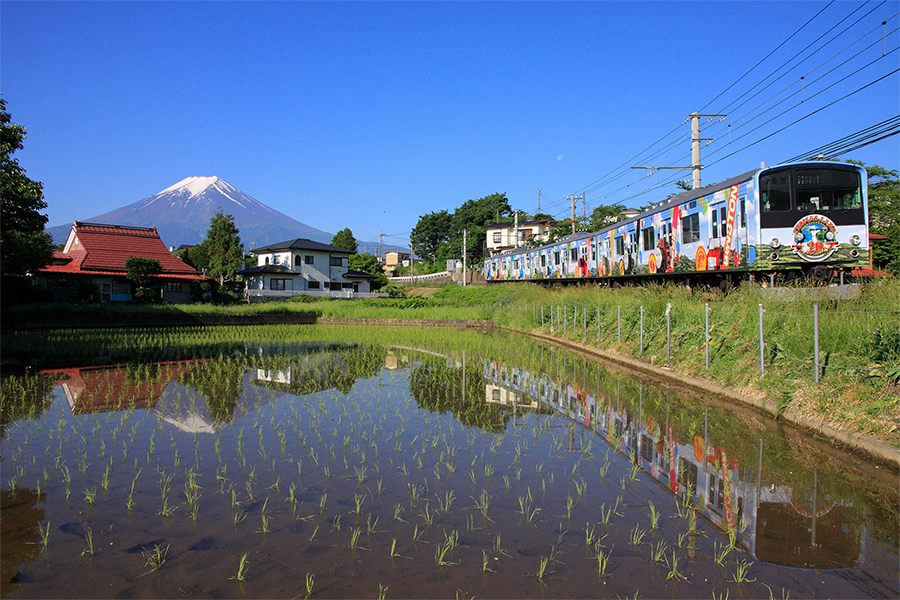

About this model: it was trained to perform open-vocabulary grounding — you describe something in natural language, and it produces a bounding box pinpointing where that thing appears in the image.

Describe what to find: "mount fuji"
[47,177,335,249]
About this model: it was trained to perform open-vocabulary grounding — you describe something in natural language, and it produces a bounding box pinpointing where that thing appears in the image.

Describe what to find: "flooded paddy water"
[1,325,897,599]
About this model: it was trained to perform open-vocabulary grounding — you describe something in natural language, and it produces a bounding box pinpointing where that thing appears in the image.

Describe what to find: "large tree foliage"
[125,257,162,303]
[586,202,628,231]
[332,227,358,253]
[852,162,899,275]
[0,98,54,277]
[411,193,511,265]
[410,210,452,262]
[348,252,388,290]
[201,209,243,286]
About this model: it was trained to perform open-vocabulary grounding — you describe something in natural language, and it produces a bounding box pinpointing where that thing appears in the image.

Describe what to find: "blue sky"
[3,1,898,248]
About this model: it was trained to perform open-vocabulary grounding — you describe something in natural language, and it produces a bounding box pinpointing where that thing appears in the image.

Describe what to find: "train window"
[720,207,727,233]
[642,227,654,251]
[711,206,719,238]
[541,254,547,267]
[761,172,791,211]
[614,236,624,255]
[681,213,700,244]
[740,196,747,228]
[795,168,862,211]
[554,251,560,265]
[570,248,577,262]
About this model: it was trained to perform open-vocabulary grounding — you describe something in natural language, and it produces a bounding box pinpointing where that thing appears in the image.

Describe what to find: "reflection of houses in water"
[251,344,373,396]
[41,362,200,414]
[481,356,867,570]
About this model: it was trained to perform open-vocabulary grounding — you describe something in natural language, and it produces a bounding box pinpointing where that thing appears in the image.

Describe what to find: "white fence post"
[759,304,765,376]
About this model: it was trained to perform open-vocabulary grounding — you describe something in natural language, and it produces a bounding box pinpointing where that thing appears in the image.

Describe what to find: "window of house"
[270,279,286,290]
[330,256,343,267]
[341,282,353,290]
[163,282,182,292]
[305,255,314,264]
[265,257,270,265]
[493,232,501,243]
[295,255,302,266]
[681,213,700,244]
[307,281,320,289]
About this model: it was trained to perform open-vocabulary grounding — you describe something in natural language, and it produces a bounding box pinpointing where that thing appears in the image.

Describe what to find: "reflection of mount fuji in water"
[481,352,895,580]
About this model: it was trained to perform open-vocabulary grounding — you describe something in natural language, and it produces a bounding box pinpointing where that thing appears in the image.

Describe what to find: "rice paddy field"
[1,325,897,599]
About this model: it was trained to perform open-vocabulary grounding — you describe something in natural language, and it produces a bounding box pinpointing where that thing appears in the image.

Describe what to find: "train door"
[641,219,660,274]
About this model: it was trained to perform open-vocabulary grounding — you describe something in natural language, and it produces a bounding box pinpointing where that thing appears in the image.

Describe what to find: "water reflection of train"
[482,357,872,570]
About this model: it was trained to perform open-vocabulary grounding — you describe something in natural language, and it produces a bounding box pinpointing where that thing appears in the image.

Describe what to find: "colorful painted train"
[484,161,869,286]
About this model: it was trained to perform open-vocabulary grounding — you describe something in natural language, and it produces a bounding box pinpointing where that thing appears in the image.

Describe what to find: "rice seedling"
[378,583,388,599]
[83,487,96,506]
[308,525,319,542]
[714,541,731,565]
[349,526,362,550]
[230,552,249,582]
[629,524,646,547]
[81,527,94,557]
[304,573,315,599]
[420,502,434,527]
[731,559,755,584]
[437,490,455,515]
[332,514,342,530]
[353,493,365,518]
[141,544,169,575]
[482,550,494,573]
[38,521,51,552]
[259,498,270,534]
[366,513,380,534]
[392,503,406,522]
[596,549,610,578]
[648,501,660,530]
[665,551,686,581]
[650,540,666,564]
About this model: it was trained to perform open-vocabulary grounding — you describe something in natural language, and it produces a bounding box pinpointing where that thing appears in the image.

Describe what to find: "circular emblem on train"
[791,214,839,262]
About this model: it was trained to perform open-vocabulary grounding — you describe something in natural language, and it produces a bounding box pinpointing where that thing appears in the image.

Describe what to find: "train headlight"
[770,252,779,261]
[770,238,781,249]
[850,250,859,258]
[850,234,861,246]
[794,231,804,243]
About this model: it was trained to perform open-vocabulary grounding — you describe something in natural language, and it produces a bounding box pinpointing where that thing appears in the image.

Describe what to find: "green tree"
[349,252,388,290]
[449,192,511,263]
[0,97,54,277]
[851,162,899,275]
[125,257,162,303]
[586,202,628,231]
[332,227,358,253]
[202,209,243,286]
[410,210,452,262]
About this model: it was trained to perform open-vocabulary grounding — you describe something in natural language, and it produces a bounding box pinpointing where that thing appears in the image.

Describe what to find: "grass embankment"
[3,279,898,446]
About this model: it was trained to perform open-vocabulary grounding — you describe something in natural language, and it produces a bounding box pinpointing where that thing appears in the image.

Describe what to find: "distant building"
[36,222,207,303]
[239,238,380,300]
[484,218,556,256]
[384,250,411,267]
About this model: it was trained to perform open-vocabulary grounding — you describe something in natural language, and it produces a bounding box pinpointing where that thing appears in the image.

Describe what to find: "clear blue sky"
[3,1,898,248]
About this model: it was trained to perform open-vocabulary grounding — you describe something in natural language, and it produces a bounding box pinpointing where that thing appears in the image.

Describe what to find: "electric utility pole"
[462,229,467,287]
[570,195,576,235]
[632,112,726,190]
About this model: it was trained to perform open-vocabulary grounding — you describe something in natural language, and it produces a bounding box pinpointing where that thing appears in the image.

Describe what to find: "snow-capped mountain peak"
[47,176,334,248]
[158,176,232,199]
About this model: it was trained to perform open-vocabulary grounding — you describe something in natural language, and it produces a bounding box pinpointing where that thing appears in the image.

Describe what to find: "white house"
[484,218,556,256]
[239,238,380,301]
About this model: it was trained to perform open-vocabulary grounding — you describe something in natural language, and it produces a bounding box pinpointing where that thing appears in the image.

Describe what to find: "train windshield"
[794,168,861,211]
[759,165,864,227]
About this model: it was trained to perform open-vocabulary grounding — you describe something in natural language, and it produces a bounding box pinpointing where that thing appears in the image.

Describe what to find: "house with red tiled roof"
[36,222,208,303]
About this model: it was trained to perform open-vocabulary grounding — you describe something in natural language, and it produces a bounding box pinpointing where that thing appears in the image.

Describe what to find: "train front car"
[753,162,869,282]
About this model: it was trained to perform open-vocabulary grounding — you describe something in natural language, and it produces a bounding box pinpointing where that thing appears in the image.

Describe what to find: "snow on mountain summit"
[160,176,221,198]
